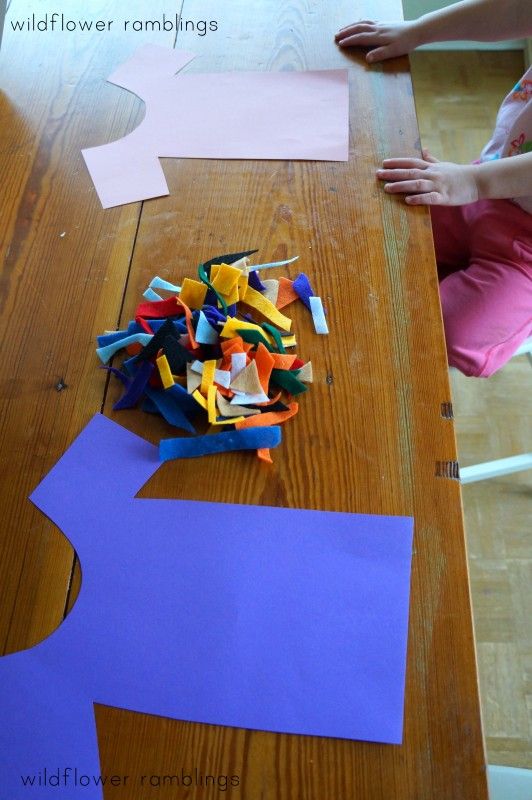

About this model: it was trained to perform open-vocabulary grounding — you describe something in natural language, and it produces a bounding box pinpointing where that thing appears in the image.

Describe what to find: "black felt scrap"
[163,335,194,374]
[134,319,177,363]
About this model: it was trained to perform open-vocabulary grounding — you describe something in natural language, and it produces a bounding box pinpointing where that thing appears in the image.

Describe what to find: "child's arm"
[377,150,532,206]
[335,0,532,62]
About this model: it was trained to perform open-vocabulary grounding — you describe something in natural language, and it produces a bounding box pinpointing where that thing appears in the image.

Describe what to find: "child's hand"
[376,150,480,205]
[334,20,420,62]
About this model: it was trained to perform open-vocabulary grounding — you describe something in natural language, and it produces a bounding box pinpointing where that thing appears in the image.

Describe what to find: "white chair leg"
[460,454,532,484]
[488,765,532,800]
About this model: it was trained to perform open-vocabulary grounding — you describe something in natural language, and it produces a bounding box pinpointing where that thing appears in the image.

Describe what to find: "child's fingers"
[405,192,442,205]
[336,30,382,47]
[380,158,429,170]
[421,148,439,163]
[366,46,393,63]
[383,179,435,195]
[335,20,375,39]
[377,167,427,181]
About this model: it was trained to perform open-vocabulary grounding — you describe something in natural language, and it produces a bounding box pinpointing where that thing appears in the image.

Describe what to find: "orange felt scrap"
[235,402,298,429]
[271,353,297,370]
[253,342,275,394]
[276,277,299,309]
[219,337,250,372]
[221,336,246,355]
[175,296,198,350]
[126,342,143,356]
[257,448,273,464]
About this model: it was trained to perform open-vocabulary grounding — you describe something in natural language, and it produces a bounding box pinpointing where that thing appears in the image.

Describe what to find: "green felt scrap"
[236,329,274,352]
[270,369,308,395]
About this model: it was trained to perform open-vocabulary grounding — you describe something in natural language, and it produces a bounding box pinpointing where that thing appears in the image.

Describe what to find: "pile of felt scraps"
[96,249,329,463]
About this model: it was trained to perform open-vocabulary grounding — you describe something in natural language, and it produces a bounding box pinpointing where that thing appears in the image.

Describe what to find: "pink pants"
[431,199,532,377]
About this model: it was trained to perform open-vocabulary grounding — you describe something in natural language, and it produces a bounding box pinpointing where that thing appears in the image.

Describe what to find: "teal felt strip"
[270,369,308,395]
[261,323,286,354]
[160,426,282,461]
[198,263,228,315]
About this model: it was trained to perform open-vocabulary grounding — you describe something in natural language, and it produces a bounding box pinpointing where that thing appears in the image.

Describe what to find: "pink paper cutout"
[82,44,349,208]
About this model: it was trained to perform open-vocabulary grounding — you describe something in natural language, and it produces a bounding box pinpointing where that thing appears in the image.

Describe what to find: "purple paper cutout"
[0,414,413,798]
[82,44,349,208]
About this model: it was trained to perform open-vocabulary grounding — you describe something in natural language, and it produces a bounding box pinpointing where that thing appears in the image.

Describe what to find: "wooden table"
[0,1,488,797]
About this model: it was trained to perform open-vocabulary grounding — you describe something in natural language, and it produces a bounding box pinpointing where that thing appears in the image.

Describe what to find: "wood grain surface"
[0,0,488,797]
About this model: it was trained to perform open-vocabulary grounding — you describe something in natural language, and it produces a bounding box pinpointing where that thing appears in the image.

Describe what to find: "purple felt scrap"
[0,415,413,798]
[292,273,315,311]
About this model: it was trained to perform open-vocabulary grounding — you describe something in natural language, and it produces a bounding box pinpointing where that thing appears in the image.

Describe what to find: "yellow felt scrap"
[230,359,263,395]
[297,361,313,383]
[220,317,265,340]
[223,283,240,307]
[243,285,292,331]
[238,273,249,300]
[200,359,216,395]
[156,354,174,389]
[192,389,208,410]
[261,279,279,306]
[211,264,242,296]
[265,332,297,349]
[207,384,217,424]
[216,391,261,418]
[211,415,246,426]
[179,277,208,310]
[186,364,202,394]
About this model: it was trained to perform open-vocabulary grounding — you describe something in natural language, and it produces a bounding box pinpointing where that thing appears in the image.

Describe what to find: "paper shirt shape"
[82,44,349,208]
[0,414,413,798]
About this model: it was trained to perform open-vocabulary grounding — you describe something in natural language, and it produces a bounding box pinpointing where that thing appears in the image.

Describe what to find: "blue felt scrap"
[145,387,197,434]
[143,287,163,302]
[96,333,153,364]
[160,426,282,460]
[195,310,219,344]
[113,361,154,410]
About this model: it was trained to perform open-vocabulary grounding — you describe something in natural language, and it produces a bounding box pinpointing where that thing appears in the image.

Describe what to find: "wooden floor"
[411,50,532,770]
